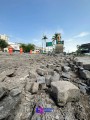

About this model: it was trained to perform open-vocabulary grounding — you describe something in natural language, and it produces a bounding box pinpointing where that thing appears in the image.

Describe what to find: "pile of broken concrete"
[0,54,90,120]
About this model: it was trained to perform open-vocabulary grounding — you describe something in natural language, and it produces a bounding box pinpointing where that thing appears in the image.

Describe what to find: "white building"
[46,46,53,53]
[0,34,9,41]
[8,42,20,51]
[4,42,20,52]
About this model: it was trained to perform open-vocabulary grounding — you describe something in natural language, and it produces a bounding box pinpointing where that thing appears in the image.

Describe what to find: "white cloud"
[66,31,90,42]
[64,31,90,53]
[73,32,90,38]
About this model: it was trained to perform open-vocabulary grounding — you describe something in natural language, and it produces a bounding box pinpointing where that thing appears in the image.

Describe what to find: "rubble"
[0,53,90,120]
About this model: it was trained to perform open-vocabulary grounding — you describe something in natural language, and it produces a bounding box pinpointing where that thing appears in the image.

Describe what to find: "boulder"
[37,76,45,84]
[10,88,21,97]
[74,57,90,70]
[0,69,15,82]
[4,69,15,77]
[0,87,8,100]
[47,64,55,69]
[83,64,90,71]
[61,72,71,79]
[37,76,46,90]
[69,63,75,71]
[63,66,71,72]
[51,81,80,106]
[47,69,54,76]
[39,83,46,90]
[25,81,33,92]
[45,75,52,86]
[36,68,48,76]
[28,72,36,79]
[40,65,46,69]
[79,70,90,80]
[50,72,60,83]
[31,82,39,94]
[54,66,62,73]
[79,84,87,94]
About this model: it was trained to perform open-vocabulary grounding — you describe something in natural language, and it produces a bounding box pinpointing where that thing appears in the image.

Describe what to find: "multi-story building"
[0,34,9,41]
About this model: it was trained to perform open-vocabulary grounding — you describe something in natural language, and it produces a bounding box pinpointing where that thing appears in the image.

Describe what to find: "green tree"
[52,33,59,41]
[20,43,35,52]
[76,45,81,55]
[25,44,35,52]
[0,39,8,51]
[20,43,26,52]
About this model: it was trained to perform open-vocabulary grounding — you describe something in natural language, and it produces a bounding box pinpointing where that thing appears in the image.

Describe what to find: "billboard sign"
[46,42,53,47]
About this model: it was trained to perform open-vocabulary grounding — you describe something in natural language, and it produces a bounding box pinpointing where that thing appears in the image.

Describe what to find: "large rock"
[37,76,45,84]
[74,57,90,70]
[28,72,36,79]
[0,87,8,100]
[54,66,62,73]
[79,70,90,80]
[47,64,55,69]
[25,80,33,92]
[45,75,52,86]
[31,82,39,94]
[61,72,71,79]
[47,69,54,76]
[0,69,15,82]
[37,76,46,90]
[40,65,46,69]
[36,68,54,76]
[51,81,80,106]
[0,95,21,120]
[69,63,75,71]
[83,64,90,71]
[3,69,15,77]
[36,68,48,76]
[63,66,71,72]
[51,72,60,81]
[10,88,21,97]
[79,83,87,94]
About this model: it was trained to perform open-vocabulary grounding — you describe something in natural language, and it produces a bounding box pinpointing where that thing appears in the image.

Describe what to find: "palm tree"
[52,33,60,51]
[42,35,48,53]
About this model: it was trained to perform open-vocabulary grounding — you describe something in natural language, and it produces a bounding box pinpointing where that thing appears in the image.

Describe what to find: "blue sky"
[0,0,90,52]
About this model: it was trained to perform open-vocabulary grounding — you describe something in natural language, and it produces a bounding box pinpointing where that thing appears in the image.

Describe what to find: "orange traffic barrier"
[8,47,13,55]
[30,50,32,54]
[20,48,23,54]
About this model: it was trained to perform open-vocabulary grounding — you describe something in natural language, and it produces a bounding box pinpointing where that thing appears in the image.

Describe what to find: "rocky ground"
[0,52,90,120]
